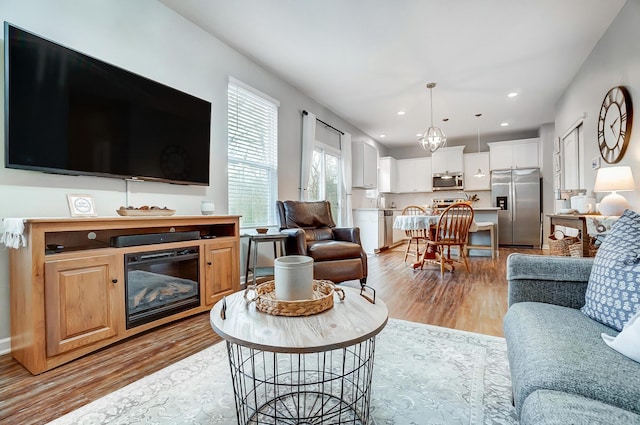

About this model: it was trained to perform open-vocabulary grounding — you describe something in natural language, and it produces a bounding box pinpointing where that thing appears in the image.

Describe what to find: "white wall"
[554,0,640,212]
[0,0,380,347]
[539,123,556,242]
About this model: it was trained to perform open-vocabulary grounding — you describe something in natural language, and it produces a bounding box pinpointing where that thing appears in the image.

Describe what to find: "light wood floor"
[0,245,541,424]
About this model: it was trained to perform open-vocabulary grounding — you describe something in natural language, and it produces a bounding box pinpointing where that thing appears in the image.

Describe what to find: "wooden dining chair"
[401,205,429,263]
[425,203,475,276]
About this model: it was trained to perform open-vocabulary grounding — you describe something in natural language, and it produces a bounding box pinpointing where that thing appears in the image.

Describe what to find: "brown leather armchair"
[276,200,367,286]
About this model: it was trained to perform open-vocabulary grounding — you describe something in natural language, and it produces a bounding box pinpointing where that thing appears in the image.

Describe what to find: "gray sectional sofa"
[503,253,640,425]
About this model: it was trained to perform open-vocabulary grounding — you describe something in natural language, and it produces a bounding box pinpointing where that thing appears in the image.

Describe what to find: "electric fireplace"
[125,247,200,329]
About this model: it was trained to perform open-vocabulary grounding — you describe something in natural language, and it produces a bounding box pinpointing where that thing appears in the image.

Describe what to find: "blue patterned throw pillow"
[581,209,640,331]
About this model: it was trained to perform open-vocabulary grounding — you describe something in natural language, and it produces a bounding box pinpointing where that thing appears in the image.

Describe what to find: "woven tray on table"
[244,279,345,317]
[548,230,580,256]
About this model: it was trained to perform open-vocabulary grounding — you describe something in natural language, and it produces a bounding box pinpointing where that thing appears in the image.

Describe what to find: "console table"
[8,215,240,374]
[210,287,388,424]
[548,214,619,257]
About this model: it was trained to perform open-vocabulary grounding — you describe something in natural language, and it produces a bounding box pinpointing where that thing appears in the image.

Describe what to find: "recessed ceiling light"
[379,134,386,138]
[507,92,518,98]
[397,111,406,116]
[501,122,509,127]
[416,133,423,137]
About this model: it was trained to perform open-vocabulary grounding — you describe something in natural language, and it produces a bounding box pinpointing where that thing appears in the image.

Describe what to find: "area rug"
[47,319,517,425]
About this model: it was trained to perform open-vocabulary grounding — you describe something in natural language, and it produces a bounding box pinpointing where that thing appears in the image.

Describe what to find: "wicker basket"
[565,235,602,258]
[244,280,345,317]
[548,230,580,256]
[568,241,583,257]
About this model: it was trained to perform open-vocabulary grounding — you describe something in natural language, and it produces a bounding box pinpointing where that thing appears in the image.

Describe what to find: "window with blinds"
[227,79,279,227]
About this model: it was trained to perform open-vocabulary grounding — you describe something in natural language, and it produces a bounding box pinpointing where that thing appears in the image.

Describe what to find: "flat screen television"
[4,22,212,186]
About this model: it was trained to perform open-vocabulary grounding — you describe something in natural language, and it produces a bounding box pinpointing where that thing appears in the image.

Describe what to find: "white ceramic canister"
[201,200,215,215]
[274,255,314,301]
[570,194,586,212]
[571,195,596,214]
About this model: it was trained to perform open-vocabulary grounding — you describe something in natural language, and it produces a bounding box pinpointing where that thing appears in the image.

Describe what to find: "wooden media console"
[9,215,240,374]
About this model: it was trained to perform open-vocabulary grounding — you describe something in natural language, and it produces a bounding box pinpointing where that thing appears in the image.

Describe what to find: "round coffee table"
[210,286,388,424]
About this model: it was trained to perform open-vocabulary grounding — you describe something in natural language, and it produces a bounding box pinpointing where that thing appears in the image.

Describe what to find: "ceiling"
[159,0,627,147]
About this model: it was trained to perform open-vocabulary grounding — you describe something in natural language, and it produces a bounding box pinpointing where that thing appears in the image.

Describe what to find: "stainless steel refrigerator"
[491,168,541,247]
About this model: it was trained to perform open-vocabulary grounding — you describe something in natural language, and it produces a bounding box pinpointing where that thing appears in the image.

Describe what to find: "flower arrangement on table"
[464,193,480,203]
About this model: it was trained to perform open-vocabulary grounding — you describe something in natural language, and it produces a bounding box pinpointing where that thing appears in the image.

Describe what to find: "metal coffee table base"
[226,338,376,424]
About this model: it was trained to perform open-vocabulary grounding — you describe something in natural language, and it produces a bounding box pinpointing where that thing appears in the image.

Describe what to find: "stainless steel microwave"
[432,173,463,191]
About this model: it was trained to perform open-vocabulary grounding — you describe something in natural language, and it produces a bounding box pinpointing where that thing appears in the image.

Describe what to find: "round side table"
[210,287,388,424]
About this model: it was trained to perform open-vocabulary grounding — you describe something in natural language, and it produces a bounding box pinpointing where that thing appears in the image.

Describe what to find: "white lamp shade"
[474,168,485,178]
[594,166,635,192]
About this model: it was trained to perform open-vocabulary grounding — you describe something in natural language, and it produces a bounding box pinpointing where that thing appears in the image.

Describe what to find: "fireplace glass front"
[125,246,200,329]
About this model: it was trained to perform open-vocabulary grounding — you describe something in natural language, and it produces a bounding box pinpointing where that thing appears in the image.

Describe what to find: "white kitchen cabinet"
[488,138,540,170]
[431,146,465,174]
[463,152,490,190]
[352,209,382,254]
[392,210,406,244]
[513,139,540,168]
[396,157,432,193]
[352,142,378,188]
[378,156,397,193]
[488,143,512,170]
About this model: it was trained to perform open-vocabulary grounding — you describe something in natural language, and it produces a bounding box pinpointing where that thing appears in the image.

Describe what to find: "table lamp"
[593,166,635,216]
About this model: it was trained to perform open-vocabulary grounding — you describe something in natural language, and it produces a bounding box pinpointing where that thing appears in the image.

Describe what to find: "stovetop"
[433,198,465,207]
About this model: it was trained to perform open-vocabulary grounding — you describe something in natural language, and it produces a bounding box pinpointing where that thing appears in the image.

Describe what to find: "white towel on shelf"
[1,218,27,249]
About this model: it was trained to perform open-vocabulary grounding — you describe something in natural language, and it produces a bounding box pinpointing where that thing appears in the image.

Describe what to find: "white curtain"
[341,132,353,227]
[300,111,316,200]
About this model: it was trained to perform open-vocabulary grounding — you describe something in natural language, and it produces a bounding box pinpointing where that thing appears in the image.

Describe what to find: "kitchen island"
[352,208,403,254]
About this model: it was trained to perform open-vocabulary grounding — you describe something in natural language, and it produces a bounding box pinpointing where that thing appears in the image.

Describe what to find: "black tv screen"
[4,22,212,185]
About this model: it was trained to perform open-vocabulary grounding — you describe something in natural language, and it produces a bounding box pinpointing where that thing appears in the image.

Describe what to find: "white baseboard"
[0,337,11,356]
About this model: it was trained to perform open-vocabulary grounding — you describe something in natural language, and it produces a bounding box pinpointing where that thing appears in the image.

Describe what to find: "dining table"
[393,214,440,232]
[393,214,449,270]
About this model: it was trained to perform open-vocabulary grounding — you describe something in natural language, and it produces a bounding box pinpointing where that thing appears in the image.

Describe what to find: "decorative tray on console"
[244,280,345,317]
[117,206,175,216]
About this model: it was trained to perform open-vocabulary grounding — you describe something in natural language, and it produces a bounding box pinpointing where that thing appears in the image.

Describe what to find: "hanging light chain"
[474,113,485,177]
[476,113,482,153]
[429,84,435,128]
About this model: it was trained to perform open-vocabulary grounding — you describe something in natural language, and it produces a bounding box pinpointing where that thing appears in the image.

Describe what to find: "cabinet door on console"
[44,254,122,357]
[204,240,239,305]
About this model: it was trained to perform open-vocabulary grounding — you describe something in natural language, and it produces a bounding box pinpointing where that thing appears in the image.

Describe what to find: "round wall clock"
[598,86,633,164]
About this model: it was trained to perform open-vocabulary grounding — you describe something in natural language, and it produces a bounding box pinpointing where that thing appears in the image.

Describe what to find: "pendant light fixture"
[418,83,447,152]
[474,113,486,178]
